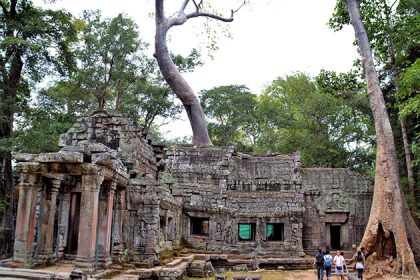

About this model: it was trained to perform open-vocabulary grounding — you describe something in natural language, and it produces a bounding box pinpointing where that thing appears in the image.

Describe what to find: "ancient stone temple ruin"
[12,111,373,270]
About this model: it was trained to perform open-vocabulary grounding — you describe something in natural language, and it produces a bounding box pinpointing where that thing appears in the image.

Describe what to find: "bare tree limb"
[232,0,246,14]
[178,0,190,16]
[186,11,234,22]
[168,16,188,27]
[390,0,398,10]
[186,0,246,22]
[192,0,203,11]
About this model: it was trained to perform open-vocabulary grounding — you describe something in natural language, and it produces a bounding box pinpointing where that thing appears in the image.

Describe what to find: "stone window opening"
[190,217,209,236]
[238,223,256,242]
[266,223,284,241]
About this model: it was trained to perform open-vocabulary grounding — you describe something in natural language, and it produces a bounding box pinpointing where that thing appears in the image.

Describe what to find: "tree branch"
[186,11,234,22]
[390,0,398,10]
[168,15,187,27]
[192,0,203,11]
[10,0,17,17]
[178,0,190,17]
[186,0,246,22]
[155,0,166,22]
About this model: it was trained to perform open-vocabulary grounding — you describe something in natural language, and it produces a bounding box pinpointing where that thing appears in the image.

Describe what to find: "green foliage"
[398,59,420,167]
[0,0,78,130]
[119,79,182,130]
[171,49,203,73]
[0,0,78,81]
[260,72,374,171]
[200,72,374,172]
[200,85,259,150]
[329,0,420,211]
[74,10,145,109]
[13,10,194,153]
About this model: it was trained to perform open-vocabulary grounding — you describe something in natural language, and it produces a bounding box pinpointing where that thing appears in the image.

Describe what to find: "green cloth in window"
[267,224,273,238]
[239,224,251,239]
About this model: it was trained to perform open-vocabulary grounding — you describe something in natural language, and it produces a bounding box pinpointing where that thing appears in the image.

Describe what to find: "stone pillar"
[58,192,71,257]
[97,181,116,266]
[325,223,331,250]
[39,179,60,260]
[13,172,41,264]
[75,170,103,270]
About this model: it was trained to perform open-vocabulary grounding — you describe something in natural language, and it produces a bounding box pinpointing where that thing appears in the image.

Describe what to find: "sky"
[37,0,359,139]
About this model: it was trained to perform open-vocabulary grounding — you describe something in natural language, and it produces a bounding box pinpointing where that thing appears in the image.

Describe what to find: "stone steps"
[0,267,73,280]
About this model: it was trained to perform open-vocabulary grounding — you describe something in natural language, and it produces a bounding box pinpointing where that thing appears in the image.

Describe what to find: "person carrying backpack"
[324,250,333,280]
[314,249,325,280]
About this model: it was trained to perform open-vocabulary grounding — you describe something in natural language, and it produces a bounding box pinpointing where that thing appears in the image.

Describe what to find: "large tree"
[330,0,420,220]
[75,11,143,110]
[261,72,374,171]
[200,85,259,149]
[0,0,77,254]
[154,0,244,146]
[342,0,420,276]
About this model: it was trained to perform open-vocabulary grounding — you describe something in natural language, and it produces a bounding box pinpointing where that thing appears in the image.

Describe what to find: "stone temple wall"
[164,146,306,257]
[301,168,373,253]
[13,111,373,269]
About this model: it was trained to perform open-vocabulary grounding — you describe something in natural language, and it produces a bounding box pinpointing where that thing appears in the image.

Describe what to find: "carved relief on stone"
[215,221,234,244]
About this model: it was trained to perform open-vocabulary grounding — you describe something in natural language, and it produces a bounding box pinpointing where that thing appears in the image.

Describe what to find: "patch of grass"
[186,270,294,280]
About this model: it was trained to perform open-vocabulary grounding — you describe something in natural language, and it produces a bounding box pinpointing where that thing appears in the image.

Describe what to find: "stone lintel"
[34,152,84,163]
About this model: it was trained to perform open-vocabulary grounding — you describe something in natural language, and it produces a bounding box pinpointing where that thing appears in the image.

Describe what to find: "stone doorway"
[67,192,81,255]
[330,225,341,250]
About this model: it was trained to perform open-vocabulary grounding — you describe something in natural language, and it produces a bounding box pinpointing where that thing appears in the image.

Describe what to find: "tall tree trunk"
[386,36,418,221]
[154,0,212,146]
[343,0,420,276]
[0,47,23,257]
[115,80,122,111]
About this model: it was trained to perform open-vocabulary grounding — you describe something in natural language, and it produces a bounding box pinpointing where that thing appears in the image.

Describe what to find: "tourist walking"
[315,249,325,280]
[324,250,333,280]
[355,250,365,280]
[333,250,345,280]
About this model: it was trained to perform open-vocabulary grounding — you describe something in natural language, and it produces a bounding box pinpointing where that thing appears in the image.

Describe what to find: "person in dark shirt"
[314,249,325,280]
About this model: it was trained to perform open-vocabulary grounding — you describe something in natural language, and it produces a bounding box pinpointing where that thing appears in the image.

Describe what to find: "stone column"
[39,179,60,260]
[97,181,116,266]
[75,169,103,270]
[13,171,41,264]
[58,192,71,257]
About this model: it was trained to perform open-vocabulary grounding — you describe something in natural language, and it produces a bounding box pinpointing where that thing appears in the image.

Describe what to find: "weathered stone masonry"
[13,111,373,269]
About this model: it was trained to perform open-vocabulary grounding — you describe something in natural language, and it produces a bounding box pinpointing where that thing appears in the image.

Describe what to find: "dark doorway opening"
[266,223,284,241]
[67,192,81,255]
[190,217,209,236]
[330,225,341,250]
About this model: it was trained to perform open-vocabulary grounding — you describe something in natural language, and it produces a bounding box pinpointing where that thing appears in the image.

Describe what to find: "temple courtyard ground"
[187,270,407,280]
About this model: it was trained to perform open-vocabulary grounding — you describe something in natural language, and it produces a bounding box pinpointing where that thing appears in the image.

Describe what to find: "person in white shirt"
[333,250,345,279]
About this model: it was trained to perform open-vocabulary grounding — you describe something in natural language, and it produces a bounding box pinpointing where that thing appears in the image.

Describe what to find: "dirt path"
[188,269,409,280]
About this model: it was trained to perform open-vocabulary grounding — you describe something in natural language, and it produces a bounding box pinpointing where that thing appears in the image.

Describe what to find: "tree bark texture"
[343,0,420,276]
[154,0,212,146]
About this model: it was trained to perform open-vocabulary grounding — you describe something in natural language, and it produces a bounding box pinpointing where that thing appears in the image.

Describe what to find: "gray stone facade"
[12,111,373,270]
